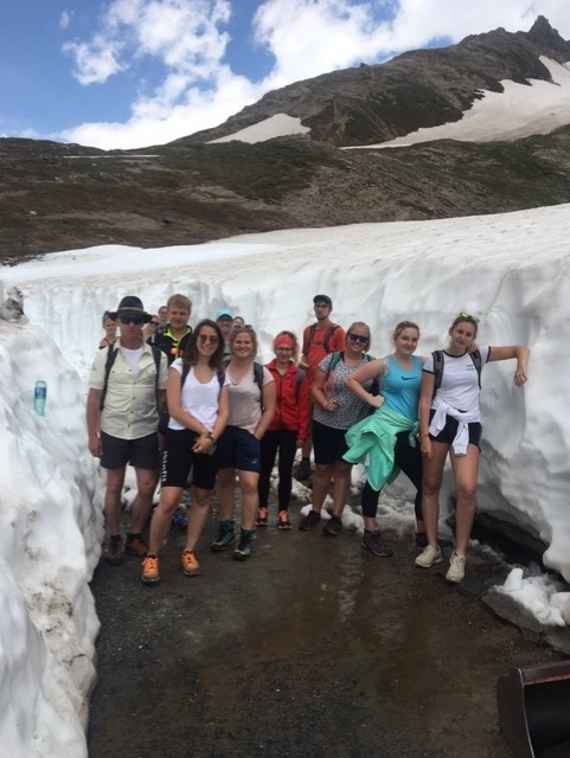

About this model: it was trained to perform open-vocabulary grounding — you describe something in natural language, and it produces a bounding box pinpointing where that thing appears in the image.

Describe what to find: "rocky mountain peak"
[527,15,568,51]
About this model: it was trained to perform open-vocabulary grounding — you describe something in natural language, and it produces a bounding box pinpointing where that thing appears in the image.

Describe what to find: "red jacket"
[266,360,310,443]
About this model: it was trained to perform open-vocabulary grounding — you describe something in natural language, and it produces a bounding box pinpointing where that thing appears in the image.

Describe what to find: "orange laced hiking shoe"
[141,554,160,585]
[256,507,269,527]
[181,549,200,577]
[277,510,291,530]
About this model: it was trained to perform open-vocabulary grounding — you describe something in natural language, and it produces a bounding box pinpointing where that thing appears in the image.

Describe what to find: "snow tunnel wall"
[0,321,103,758]
[3,203,570,582]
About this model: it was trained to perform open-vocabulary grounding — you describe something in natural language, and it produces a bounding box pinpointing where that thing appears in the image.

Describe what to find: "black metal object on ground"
[498,661,570,758]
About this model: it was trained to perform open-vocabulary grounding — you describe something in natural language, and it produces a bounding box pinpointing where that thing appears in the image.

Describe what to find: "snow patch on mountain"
[346,57,570,149]
[207,113,310,144]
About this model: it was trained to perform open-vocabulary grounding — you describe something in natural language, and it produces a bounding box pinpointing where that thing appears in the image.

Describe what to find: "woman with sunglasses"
[416,313,529,582]
[344,321,424,556]
[211,326,277,560]
[257,331,310,530]
[300,322,375,536]
[141,320,229,585]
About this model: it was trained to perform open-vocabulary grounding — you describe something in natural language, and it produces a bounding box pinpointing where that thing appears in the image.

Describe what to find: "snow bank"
[4,202,570,585]
[0,321,102,757]
[208,113,310,144]
[496,568,570,626]
[346,57,570,149]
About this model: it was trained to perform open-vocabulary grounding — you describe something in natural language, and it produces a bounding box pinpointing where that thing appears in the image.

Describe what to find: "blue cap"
[216,308,234,321]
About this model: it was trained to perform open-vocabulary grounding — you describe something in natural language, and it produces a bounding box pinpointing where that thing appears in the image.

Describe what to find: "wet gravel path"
[88,507,561,758]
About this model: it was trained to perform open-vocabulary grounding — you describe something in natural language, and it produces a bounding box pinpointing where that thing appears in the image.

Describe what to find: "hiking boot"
[361,529,393,557]
[415,544,443,568]
[277,510,291,530]
[141,554,160,585]
[125,532,147,558]
[256,507,269,527]
[295,457,312,481]
[210,520,236,551]
[299,510,321,531]
[233,529,256,561]
[323,515,342,537]
[446,552,466,583]
[104,534,125,565]
[181,549,200,577]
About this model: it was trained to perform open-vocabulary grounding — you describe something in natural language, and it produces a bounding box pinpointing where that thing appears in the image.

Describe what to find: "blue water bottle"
[34,380,47,416]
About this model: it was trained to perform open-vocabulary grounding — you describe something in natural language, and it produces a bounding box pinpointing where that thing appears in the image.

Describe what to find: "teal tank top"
[382,355,422,421]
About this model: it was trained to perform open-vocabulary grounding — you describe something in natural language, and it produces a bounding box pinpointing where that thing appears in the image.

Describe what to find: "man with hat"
[297,294,345,480]
[86,295,169,565]
[216,307,234,365]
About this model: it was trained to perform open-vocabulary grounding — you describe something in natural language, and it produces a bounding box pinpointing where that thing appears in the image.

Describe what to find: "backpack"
[100,345,163,412]
[432,349,482,398]
[327,352,380,396]
[303,323,340,357]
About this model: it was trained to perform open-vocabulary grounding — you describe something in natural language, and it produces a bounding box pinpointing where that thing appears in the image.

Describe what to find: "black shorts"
[428,410,482,449]
[100,431,160,470]
[160,429,218,490]
[312,419,349,466]
[216,426,261,473]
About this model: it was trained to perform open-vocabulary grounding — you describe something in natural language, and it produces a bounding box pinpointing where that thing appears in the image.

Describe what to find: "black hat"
[109,295,152,323]
[313,294,332,308]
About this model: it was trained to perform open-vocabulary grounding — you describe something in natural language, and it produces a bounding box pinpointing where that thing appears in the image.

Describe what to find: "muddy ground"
[87,500,565,758]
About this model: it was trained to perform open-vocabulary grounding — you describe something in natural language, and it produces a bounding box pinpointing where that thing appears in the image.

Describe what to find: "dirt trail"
[88,509,560,758]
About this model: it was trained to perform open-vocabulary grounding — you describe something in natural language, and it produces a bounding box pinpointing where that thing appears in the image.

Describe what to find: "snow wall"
[0,321,103,757]
[2,203,570,596]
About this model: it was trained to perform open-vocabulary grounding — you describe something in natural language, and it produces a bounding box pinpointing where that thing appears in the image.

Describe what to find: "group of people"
[86,292,529,587]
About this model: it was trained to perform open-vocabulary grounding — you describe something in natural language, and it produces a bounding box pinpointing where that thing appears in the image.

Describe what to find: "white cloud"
[59,10,72,30]
[59,0,570,149]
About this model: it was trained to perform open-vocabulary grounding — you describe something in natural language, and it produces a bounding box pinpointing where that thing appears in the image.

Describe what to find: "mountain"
[182,16,570,147]
[1,17,570,263]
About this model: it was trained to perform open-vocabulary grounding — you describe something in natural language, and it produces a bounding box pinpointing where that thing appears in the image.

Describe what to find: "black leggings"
[361,431,423,521]
[258,430,298,511]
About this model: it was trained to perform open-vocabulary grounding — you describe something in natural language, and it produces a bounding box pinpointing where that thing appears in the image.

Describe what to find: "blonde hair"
[393,321,420,341]
[230,325,258,357]
[167,293,192,312]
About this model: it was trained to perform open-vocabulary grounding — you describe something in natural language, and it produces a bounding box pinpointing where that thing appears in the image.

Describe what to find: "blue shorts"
[216,426,261,473]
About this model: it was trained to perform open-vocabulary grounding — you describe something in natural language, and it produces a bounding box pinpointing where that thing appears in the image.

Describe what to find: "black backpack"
[432,349,482,398]
[100,345,163,411]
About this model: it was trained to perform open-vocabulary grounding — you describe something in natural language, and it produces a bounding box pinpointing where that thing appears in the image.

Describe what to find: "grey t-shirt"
[226,364,274,434]
[313,354,373,430]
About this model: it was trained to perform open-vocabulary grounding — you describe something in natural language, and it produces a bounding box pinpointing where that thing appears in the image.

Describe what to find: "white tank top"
[168,361,227,432]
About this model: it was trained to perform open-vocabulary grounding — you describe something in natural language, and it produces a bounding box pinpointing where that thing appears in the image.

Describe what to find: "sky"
[2,0,570,150]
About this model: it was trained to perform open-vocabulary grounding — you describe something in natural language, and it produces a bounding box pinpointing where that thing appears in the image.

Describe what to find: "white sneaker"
[415,544,442,568]
[446,552,466,583]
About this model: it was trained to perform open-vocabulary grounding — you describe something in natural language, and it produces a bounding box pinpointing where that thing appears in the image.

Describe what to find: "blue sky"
[1,1,567,149]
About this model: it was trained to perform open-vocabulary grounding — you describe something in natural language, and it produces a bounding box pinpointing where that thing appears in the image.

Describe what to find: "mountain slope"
[182,16,570,147]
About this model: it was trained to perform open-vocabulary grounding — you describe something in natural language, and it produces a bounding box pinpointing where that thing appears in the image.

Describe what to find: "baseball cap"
[216,308,234,321]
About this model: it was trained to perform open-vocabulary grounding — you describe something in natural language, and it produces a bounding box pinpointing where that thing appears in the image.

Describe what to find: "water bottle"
[34,380,47,416]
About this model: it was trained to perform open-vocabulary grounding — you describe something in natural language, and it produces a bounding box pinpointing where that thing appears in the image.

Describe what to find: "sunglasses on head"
[347,333,369,345]
[119,314,145,326]
[199,334,218,344]
[456,312,479,324]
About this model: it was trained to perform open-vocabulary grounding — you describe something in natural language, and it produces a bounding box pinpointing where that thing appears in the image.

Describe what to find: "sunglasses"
[199,334,219,344]
[456,312,479,324]
[347,333,369,345]
[119,314,145,326]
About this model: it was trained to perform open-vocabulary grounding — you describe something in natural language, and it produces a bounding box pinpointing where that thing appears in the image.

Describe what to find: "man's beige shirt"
[89,343,168,440]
